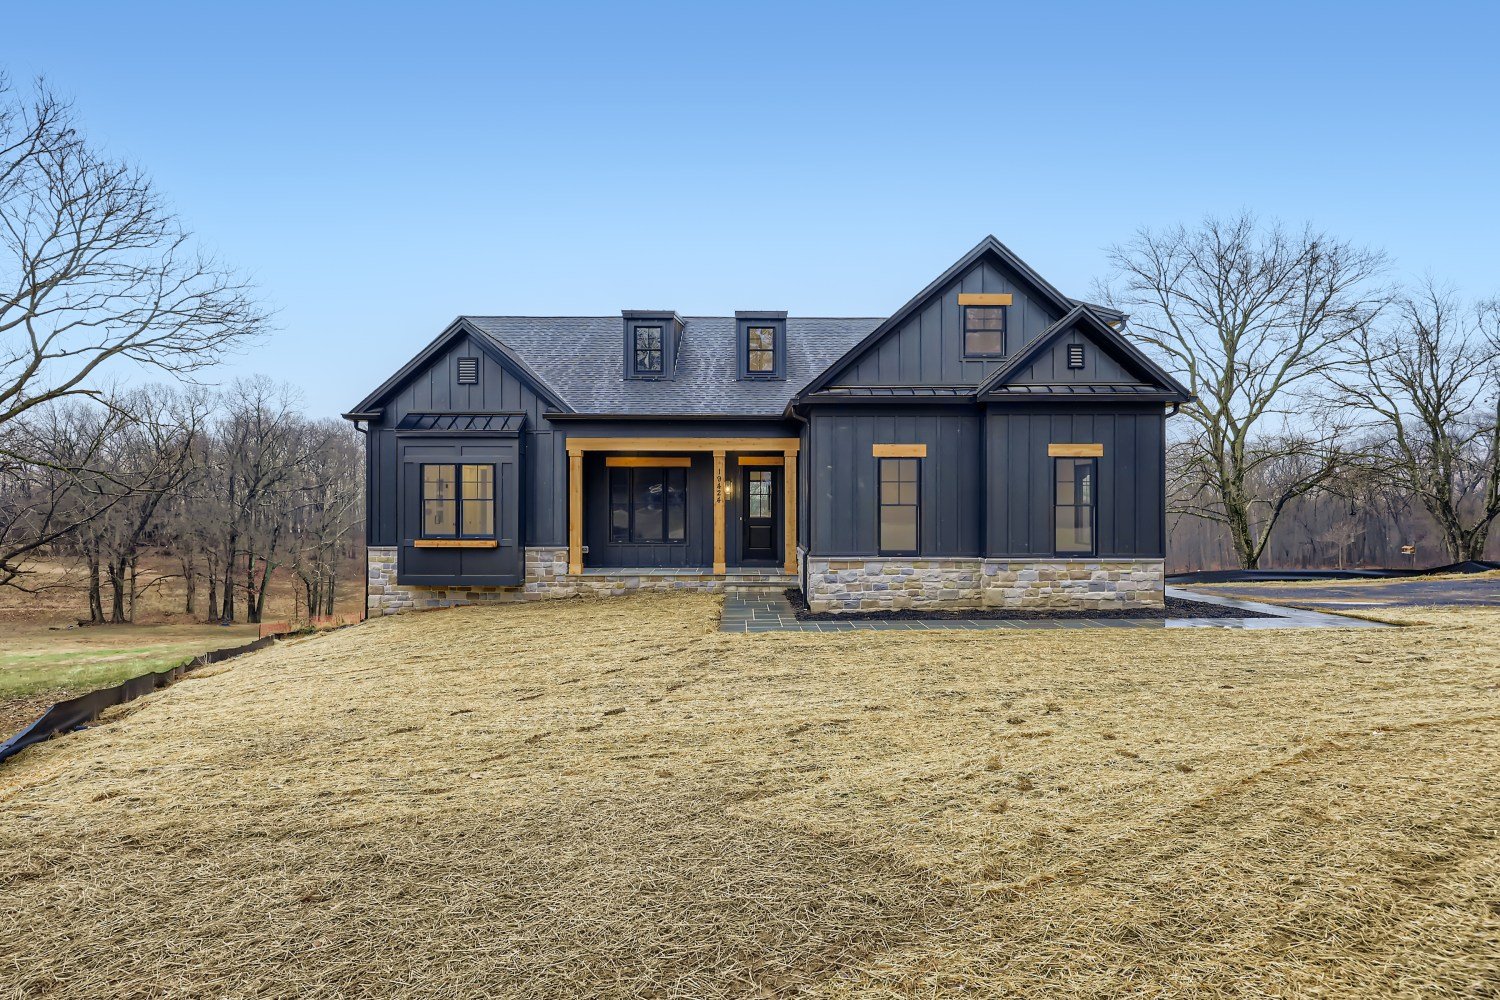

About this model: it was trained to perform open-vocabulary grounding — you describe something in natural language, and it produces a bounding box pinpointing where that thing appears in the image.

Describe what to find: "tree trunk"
[86,554,104,625]
[127,555,138,622]
[245,554,262,624]
[220,525,238,624]
[108,557,128,624]
[183,568,197,616]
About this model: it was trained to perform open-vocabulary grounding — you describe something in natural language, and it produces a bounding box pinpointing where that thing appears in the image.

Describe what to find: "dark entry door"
[741,466,780,562]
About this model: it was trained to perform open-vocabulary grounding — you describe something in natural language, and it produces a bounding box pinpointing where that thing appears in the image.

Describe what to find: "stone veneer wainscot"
[367,546,791,615]
[804,556,1164,613]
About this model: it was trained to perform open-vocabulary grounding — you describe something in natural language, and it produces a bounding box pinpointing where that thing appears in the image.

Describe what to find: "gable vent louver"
[1066,344,1085,370]
[456,357,479,385]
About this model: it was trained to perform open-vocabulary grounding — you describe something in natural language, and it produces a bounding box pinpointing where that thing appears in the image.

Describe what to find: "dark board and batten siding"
[835,259,1065,387]
[808,409,982,556]
[984,404,1165,559]
[366,330,567,548]
[1010,328,1146,386]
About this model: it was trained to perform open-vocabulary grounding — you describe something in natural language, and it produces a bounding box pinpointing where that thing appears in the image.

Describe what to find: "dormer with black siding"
[736,311,787,380]
[623,310,685,380]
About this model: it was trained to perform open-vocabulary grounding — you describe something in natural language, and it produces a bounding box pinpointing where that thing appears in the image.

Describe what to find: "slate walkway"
[720,587,1386,633]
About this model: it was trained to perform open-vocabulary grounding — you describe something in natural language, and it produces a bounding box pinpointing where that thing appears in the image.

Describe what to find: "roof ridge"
[463,314,888,321]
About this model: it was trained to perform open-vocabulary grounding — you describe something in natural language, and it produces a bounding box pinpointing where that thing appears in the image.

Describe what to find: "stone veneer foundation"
[804,556,1165,613]
[368,547,1163,616]
[366,546,792,615]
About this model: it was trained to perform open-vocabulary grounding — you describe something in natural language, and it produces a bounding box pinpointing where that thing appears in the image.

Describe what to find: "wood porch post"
[783,451,798,575]
[712,450,726,575]
[568,451,583,575]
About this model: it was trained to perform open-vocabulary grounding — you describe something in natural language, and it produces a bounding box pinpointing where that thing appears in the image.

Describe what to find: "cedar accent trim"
[736,455,787,466]
[604,456,692,468]
[413,538,498,549]
[872,443,927,458]
[958,293,1014,306]
[567,436,800,455]
[712,450,727,575]
[568,453,583,574]
[1048,442,1105,457]
[783,455,798,574]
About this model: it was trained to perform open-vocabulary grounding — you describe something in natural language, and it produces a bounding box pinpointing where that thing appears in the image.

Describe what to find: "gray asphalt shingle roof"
[463,316,883,417]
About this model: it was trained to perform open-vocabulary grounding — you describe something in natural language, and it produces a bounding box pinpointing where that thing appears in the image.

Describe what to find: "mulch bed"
[784,589,1279,622]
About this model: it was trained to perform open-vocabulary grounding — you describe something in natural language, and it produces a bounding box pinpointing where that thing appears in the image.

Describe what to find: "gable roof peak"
[975,306,1193,401]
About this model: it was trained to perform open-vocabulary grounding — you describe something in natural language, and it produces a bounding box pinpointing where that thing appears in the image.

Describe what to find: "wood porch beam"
[566,436,800,455]
[783,452,798,576]
[568,452,583,574]
[712,450,726,575]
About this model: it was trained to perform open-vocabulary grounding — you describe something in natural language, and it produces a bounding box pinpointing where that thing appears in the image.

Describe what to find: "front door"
[741,466,780,562]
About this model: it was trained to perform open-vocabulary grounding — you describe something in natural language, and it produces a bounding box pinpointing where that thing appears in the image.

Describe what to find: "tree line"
[2,380,361,623]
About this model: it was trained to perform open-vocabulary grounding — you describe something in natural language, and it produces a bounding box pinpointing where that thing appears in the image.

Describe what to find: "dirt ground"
[0,594,1495,998]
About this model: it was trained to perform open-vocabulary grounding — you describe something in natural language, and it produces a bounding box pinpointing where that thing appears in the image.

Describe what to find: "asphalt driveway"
[1197,574,1500,610]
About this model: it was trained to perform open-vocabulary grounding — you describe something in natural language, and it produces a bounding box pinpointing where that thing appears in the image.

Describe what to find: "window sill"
[413,539,498,549]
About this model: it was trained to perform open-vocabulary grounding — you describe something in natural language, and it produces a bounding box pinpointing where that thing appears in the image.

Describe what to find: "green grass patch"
[0,648,196,700]
[0,627,259,701]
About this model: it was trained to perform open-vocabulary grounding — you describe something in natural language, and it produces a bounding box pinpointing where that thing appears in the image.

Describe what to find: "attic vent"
[456,357,479,385]
[1066,344,1085,370]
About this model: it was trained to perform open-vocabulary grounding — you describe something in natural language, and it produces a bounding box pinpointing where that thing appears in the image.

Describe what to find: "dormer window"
[747,327,776,373]
[736,311,786,380]
[623,311,683,379]
[634,325,663,374]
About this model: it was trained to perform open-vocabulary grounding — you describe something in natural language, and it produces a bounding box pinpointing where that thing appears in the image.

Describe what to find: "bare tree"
[212,378,329,624]
[1334,282,1500,561]
[0,75,265,588]
[1106,213,1389,567]
[291,419,362,619]
[0,397,125,592]
[92,388,207,622]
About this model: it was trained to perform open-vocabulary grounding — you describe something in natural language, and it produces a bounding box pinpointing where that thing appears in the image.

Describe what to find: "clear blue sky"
[8,1,1498,416]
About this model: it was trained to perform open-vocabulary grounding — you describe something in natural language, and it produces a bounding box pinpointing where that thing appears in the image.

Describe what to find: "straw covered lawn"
[1,595,1496,998]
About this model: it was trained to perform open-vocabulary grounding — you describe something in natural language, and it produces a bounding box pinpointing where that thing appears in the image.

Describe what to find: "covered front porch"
[565,436,800,577]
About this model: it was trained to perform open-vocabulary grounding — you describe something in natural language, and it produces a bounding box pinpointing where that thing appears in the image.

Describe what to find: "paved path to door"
[720,587,1385,633]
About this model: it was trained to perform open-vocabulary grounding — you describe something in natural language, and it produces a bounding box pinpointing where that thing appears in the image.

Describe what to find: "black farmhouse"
[345,237,1192,614]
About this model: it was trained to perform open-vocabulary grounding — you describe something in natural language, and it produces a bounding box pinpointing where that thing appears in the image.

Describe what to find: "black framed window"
[1054,458,1096,554]
[747,326,776,374]
[634,325,663,374]
[878,458,919,555]
[608,467,687,544]
[963,305,1007,357]
[422,463,494,538]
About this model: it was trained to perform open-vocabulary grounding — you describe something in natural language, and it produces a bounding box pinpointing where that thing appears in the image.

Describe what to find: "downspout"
[349,417,370,621]
[786,402,810,595]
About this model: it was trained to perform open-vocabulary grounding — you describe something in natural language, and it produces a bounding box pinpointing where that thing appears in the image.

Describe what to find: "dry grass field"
[0,594,1496,998]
